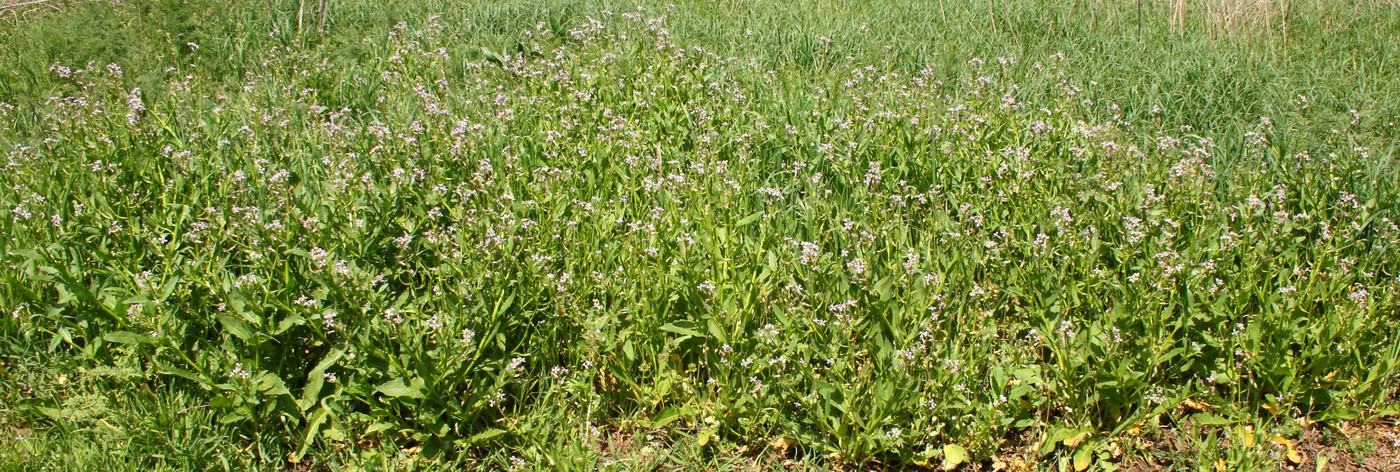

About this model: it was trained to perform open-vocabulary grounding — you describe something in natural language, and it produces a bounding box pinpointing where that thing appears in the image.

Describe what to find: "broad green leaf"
[1315,407,1359,422]
[103,331,156,344]
[660,320,705,338]
[1192,413,1233,426]
[256,372,291,397]
[217,314,255,341]
[274,314,306,335]
[650,407,682,428]
[292,407,330,462]
[375,377,425,399]
[300,348,345,411]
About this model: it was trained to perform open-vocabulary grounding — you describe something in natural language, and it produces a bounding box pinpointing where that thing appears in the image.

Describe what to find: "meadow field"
[1,0,1399,470]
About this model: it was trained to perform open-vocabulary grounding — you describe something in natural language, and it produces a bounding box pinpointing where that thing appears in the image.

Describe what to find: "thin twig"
[175,403,210,415]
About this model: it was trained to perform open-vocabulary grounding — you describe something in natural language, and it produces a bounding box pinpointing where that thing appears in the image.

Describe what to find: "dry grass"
[0,0,118,25]
[1165,0,1400,39]
[1165,0,1293,38]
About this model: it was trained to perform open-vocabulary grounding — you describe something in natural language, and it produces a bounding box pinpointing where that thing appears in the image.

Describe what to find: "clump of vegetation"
[2,0,1398,470]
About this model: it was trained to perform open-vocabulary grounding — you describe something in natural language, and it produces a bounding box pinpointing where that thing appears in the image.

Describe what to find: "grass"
[1,0,1398,470]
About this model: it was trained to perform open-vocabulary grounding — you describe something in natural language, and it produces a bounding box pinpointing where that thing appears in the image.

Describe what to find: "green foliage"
[1,0,1398,469]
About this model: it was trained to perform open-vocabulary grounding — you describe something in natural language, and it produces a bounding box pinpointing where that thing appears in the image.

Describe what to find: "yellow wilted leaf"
[1072,447,1092,471]
[1214,459,1227,471]
[942,444,969,471]
[1261,403,1278,414]
[1182,398,1210,411]
[1064,430,1091,447]
[1323,370,1338,382]
[1238,426,1255,448]
[771,437,797,453]
[1269,435,1304,464]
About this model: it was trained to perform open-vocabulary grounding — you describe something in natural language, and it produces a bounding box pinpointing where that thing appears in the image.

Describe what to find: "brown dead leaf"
[770,437,797,454]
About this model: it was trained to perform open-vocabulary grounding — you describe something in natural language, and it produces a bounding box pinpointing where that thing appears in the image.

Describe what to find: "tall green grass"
[1,0,1398,470]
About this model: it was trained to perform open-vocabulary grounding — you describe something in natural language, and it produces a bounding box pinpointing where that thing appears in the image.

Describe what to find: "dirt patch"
[1112,418,1400,472]
[1290,420,1400,472]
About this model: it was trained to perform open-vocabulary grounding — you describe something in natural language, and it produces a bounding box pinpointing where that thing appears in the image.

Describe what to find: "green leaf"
[300,348,345,411]
[622,339,636,361]
[1073,446,1092,471]
[479,47,506,65]
[217,314,255,341]
[1316,407,1360,422]
[256,372,292,397]
[1372,405,1400,418]
[157,364,207,385]
[274,314,306,335]
[103,331,156,344]
[156,276,181,302]
[1192,413,1233,426]
[1013,368,1044,385]
[660,320,706,338]
[707,318,728,343]
[650,407,682,428]
[375,377,425,399]
[874,274,896,301]
[33,405,65,421]
[209,396,234,409]
[292,407,330,462]
[322,426,346,442]
[1040,427,1078,455]
[365,422,397,435]
[492,295,514,316]
[1009,384,1034,400]
[468,428,507,444]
